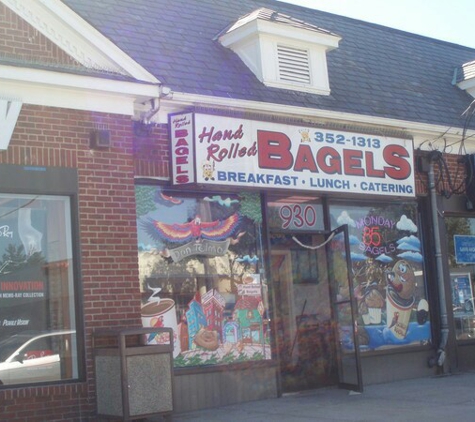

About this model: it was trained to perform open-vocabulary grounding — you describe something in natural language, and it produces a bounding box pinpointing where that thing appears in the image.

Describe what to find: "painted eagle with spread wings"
[141,213,241,244]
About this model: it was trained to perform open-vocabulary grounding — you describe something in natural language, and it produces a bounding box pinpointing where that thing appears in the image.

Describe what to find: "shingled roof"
[62,0,475,130]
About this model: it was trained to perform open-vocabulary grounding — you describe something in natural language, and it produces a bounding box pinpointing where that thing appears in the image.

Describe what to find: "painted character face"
[202,161,215,180]
[391,259,415,299]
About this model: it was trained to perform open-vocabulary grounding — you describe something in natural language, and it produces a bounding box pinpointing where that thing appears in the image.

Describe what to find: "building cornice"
[0,0,159,83]
[0,64,159,115]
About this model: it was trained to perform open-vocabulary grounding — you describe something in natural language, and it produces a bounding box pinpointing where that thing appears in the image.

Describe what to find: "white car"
[0,330,76,386]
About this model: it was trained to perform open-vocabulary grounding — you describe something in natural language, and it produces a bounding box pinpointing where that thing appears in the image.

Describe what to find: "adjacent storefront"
[0,165,81,387]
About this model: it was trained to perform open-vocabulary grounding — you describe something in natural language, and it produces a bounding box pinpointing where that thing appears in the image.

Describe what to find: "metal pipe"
[428,155,449,368]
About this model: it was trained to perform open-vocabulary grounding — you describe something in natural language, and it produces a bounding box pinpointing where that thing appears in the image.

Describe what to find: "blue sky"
[279,0,475,49]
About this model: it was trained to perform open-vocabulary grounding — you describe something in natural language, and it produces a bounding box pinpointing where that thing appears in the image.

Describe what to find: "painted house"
[234,296,264,344]
[185,298,207,350]
[202,288,226,340]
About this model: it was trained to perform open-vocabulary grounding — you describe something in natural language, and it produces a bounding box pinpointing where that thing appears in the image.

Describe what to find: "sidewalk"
[165,371,475,421]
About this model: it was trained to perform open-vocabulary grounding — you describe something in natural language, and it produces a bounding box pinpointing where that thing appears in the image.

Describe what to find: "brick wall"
[414,151,468,197]
[133,123,170,178]
[0,3,79,66]
[0,104,142,421]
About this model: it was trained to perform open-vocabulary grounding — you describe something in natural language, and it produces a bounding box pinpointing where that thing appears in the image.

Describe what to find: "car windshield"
[0,334,33,362]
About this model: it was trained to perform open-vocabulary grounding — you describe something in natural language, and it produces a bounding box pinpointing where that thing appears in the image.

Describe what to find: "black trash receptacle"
[93,327,174,421]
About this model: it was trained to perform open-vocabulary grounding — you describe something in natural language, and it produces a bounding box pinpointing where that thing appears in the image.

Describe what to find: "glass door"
[326,225,363,392]
[271,233,338,393]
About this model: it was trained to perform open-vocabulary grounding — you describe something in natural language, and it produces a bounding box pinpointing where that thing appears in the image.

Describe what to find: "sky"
[279,0,475,49]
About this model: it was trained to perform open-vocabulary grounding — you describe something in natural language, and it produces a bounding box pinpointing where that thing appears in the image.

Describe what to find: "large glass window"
[329,201,431,352]
[445,216,475,340]
[0,194,78,386]
[135,186,270,367]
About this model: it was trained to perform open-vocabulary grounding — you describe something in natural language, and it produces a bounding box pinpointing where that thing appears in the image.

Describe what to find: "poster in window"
[0,206,47,335]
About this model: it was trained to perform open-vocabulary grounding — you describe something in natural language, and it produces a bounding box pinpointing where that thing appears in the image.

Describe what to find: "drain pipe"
[428,153,449,369]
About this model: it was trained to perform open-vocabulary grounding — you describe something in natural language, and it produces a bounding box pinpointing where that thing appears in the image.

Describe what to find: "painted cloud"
[396,215,418,233]
[337,211,356,227]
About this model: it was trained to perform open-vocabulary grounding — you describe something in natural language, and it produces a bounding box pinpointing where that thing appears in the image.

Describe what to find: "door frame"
[326,224,363,392]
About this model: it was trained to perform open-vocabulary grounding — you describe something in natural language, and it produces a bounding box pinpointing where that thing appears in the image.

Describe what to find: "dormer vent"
[277,44,311,84]
[217,8,341,95]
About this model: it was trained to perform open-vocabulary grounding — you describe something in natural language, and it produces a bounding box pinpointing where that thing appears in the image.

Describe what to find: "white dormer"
[455,60,475,99]
[217,8,341,95]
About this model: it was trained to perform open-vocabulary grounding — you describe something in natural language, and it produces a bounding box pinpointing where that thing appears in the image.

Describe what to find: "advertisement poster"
[0,206,47,336]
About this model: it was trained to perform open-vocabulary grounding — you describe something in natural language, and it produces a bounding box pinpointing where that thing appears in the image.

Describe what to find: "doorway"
[271,232,338,392]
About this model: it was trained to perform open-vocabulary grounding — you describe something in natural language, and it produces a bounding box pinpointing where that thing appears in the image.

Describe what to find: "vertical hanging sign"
[0,99,22,150]
[169,112,195,184]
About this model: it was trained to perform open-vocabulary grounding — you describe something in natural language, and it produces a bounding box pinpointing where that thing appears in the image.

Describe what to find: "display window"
[444,216,475,340]
[329,201,431,351]
[135,185,270,367]
[0,194,79,386]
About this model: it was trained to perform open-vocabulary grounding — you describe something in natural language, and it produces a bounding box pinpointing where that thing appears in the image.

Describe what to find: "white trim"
[169,91,474,147]
[1,0,159,83]
[0,65,160,115]
[457,80,475,99]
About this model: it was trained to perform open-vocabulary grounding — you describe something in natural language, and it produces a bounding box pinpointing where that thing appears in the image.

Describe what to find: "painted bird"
[389,312,399,329]
[142,213,241,244]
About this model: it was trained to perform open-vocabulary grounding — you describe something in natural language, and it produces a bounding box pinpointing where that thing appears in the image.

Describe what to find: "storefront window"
[0,194,78,386]
[135,186,270,367]
[445,216,475,340]
[329,201,431,351]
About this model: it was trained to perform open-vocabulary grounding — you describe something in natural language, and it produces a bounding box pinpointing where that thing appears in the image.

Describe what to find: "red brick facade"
[0,105,143,421]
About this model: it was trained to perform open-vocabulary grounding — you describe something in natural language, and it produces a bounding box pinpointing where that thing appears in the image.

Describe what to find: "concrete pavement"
[164,371,475,421]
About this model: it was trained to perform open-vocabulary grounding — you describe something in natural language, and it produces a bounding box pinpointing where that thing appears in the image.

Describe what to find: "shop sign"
[268,202,324,231]
[237,284,261,297]
[454,235,475,264]
[169,112,195,184]
[165,238,230,263]
[169,113,415,197]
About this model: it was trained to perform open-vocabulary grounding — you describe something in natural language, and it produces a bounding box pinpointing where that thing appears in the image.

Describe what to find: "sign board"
[169,112,195,184]
[454,235,475,264]
[267,202,325,231]
[169,113,415,197]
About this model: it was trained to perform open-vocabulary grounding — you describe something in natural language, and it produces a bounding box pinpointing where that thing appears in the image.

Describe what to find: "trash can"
[93,327,174,421]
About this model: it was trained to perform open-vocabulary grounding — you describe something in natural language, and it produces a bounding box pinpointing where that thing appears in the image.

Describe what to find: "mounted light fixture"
[89,125,111,149]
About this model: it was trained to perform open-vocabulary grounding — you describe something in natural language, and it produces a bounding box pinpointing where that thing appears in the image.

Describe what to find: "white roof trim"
[0,0,159,83]
[457,80,475,99]
[170,91,474,150]
[0,64,160,115]
[220,18,340,50]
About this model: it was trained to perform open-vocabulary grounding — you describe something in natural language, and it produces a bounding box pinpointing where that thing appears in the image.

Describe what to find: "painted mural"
[330,203,431,351]
[135,186,271,367]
